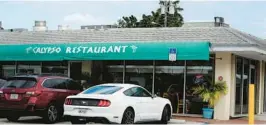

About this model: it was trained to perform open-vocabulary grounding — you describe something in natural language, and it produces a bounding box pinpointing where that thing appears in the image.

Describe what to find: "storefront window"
[41,61,68,75]
[125,61,153,92]
[235,57,242,114]
[155,60,185,113]
[242,59,249,114]
[264,63,266,112]
[17,61,41,74]
[0,62,16,78]
[185,54,214,114]
[103,61,124,83]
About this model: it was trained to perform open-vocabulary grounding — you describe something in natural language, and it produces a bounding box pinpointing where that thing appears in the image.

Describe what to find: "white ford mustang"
[63,83,172,124]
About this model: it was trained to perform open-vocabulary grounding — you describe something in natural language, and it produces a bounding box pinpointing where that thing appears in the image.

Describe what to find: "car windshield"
[3,77,37,89]
[82,85,123,95]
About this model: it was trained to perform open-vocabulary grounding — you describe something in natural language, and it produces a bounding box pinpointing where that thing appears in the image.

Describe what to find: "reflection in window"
[125,61,153,92]
[42,61,68,75]
[242,59,249,114]
[1,62,16,78]
[234,56,258,115]
[103,61,124,83]
[155,60,185,114]
[235,57,242,114]
[17,61,41,74]
[185,54,214,114]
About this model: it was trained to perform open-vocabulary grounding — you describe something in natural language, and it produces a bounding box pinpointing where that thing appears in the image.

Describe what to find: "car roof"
[99,83,140,89]
[8,74,69,79]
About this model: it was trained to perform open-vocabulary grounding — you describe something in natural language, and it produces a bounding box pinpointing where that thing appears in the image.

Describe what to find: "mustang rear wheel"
[121,108,135,124]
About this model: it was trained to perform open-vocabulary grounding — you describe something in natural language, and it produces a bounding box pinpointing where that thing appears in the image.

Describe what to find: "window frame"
[42,77,68,90]
[82,85,123,95]
[123,87,152,97]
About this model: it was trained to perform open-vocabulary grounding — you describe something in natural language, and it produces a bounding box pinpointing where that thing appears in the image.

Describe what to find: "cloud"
[63,13,111,25]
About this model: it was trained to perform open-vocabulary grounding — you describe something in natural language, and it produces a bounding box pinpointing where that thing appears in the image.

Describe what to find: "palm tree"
[117,0,184,28]
[192,79,228,108]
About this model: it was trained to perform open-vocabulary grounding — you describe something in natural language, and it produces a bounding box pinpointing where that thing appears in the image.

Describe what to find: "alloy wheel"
[48,105,58,122]
[124,110,134,124]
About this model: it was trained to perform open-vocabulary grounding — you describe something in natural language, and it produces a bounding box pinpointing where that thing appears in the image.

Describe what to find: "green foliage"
[192,80,228,108]
[117,0,183,28]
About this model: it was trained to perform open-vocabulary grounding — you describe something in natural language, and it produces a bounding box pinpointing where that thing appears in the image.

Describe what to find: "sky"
[0,0,266,39]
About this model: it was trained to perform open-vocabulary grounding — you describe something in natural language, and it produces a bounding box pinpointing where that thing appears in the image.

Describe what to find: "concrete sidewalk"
[173,116,266,124]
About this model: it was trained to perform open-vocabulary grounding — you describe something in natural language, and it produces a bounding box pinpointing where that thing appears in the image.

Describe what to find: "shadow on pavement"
[2,117,171,124]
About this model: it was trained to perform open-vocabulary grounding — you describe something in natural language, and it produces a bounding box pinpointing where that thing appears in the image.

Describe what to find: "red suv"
[0,74,82,123]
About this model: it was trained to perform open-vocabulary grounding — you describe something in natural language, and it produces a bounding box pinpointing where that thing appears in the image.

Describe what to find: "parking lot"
[0,116,200,124]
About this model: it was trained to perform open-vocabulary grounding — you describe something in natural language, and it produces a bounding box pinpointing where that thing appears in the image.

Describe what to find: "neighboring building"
[81,25,118,29]
[1,28,28,32]
[0,18,265,120]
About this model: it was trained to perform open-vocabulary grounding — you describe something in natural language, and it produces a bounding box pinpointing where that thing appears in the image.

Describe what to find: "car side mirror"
[151,94,157,99]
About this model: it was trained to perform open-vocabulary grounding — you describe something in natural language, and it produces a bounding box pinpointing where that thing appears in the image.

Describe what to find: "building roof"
[0,26,265,49]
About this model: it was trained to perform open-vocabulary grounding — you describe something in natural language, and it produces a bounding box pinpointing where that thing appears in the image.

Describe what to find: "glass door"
[250,65,258,114]
[264,63,266,112]
[235,57,258,115]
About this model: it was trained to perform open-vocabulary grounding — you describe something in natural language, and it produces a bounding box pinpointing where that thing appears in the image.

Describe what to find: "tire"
[6,115,20,122]
[70,117,87,125]
[161,105,171,124]
[121,108,135,124]
[43,103,59,124]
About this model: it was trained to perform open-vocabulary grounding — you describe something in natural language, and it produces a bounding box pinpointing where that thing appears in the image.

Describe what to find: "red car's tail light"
[28,97,38,104]
[98,100,111,107]
[65,98,72,105]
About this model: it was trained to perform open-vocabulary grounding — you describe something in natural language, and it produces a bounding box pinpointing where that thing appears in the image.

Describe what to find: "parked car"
[0,78,7,117]
[64,83,172,124]
[0,74,82,123]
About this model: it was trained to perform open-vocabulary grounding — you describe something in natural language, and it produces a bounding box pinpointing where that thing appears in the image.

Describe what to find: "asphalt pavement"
[0,116,203,124]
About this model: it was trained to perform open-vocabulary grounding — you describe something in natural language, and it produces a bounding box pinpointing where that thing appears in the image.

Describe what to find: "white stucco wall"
[214,52,233,120]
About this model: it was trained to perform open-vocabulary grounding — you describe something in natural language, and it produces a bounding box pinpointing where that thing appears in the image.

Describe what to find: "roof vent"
[214,17,225,27]
[33,20,48,31]
[58,25,70,31]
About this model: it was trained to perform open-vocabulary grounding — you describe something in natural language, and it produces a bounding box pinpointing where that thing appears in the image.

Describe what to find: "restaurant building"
[0,20,266,120]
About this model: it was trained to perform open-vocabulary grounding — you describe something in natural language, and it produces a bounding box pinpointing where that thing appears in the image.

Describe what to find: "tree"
[117,0,183,28]
[118,15,139,28]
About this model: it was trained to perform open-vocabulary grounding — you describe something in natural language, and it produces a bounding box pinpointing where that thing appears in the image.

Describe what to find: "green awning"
[0,41,210,61]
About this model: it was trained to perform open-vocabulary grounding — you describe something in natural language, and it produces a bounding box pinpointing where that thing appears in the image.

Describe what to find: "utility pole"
[160,0,175,27]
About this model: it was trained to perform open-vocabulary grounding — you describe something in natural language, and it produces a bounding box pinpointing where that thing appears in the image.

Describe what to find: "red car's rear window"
[3,77,37,89]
